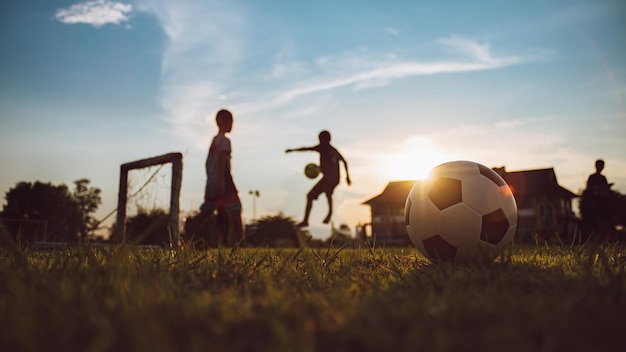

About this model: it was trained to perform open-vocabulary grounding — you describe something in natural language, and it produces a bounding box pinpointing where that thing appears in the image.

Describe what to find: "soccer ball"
[404,160,517,263]
[304,163,320,179]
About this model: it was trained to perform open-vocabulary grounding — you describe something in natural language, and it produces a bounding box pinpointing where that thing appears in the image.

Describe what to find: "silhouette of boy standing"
[185,109,244,246]
[582,159,614,239]
[286,130,351,227]
[586,159,612,195]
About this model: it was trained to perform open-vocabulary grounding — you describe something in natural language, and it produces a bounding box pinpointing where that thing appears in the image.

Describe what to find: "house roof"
[362,167,578,208]
[493,167,578,207]
[362,180,415,205]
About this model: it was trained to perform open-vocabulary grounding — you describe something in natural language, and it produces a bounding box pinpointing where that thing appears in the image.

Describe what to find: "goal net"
[113,152,183,246]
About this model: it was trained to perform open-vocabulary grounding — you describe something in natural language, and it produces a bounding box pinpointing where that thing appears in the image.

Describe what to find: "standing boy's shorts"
[200,194,242,213]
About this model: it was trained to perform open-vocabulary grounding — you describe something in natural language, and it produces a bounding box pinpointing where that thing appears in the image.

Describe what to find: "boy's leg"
[183,209,213,244]
[322,182,339,224]
[219,194,245,247]
[216,208,229,246]
[323,191,333,224]
[298,182,325,227]
[229,209,245,246]
[298,197,313,228]
[217,208,244,247]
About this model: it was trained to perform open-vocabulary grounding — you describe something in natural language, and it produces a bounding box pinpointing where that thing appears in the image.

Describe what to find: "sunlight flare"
[384,137,449,181]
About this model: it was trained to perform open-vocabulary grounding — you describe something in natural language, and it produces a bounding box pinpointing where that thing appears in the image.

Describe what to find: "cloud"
[55,0,133,27]
[235,37,525,115]
[384,27,399,36]
[133,0,249,148]
[495,119,526,129]
[134,1,534,149]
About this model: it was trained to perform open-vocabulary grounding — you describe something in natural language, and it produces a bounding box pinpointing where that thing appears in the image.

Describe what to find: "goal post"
[114,152,183,245]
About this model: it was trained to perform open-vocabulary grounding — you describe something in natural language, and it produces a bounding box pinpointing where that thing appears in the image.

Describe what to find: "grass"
[1,242,625,352]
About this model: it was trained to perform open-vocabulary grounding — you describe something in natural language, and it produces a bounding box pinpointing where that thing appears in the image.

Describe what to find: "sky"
[1,0,625,239]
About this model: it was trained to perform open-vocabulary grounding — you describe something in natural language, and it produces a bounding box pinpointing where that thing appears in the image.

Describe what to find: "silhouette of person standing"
[582,159,614,239]
[185,109,244,246]
[586,159,612,195]
[286,130,351,228]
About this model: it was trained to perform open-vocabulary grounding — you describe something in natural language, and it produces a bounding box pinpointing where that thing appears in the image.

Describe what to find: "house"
[361,180,414,246]
[493,167,578,242]
[362,167,578,245]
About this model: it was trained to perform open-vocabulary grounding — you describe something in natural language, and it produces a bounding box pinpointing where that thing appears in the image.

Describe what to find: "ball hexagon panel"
[422,235,457,262]
[439,203,482,248]
[427,177,462,210]
[461,173,502,215]
[480,209,510,245]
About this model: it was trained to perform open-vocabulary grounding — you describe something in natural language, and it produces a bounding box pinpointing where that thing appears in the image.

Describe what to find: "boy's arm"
[339,152,351,186]
[285,146,315,153]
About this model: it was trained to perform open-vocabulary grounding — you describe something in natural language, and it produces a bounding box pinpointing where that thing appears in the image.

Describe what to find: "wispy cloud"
[56,0,133,27]
[134,1,534,147]
[133,0,250,148]
[235,37,525,114]
[384,27,399,36]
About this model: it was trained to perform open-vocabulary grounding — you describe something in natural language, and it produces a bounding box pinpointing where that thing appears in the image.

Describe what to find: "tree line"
[1,179,102,244]
[0,179,352,248]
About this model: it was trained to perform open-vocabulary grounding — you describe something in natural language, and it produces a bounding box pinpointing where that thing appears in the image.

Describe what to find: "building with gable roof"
[362,167,578,245]
[361,180,414,246]
[493,167,578,242]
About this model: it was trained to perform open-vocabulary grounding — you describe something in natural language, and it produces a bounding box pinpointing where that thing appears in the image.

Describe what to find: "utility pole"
[248,190,260,220]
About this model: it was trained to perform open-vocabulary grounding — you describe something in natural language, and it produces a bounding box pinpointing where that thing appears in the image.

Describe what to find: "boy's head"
[318,130,331,144]
[216,109,233,133]
[595,159,605,172]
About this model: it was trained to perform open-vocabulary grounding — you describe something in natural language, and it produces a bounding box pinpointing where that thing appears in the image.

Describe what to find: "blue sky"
[1,0,625,238]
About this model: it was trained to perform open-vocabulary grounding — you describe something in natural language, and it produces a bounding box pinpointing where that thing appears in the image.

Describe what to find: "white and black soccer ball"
[405,160,517,263]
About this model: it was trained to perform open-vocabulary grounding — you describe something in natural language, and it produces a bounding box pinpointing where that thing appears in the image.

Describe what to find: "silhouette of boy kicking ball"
[286,130,351,228]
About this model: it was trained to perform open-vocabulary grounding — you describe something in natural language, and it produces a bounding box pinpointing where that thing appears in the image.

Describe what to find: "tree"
[327,223,354,246]
[73,178,102,241]
[246,213,311,247]
[1,180,101,244]
[2,181,78,243]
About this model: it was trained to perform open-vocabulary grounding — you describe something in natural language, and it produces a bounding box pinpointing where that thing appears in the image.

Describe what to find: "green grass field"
[1,243,625,352]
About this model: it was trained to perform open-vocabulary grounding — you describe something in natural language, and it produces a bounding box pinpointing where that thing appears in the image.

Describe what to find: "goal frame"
[114,152,183,245]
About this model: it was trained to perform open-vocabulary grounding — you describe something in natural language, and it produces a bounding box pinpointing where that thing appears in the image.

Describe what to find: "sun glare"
[385,143,448,181]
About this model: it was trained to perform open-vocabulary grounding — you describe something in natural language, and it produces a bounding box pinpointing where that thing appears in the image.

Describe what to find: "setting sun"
[384,137,450,181]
